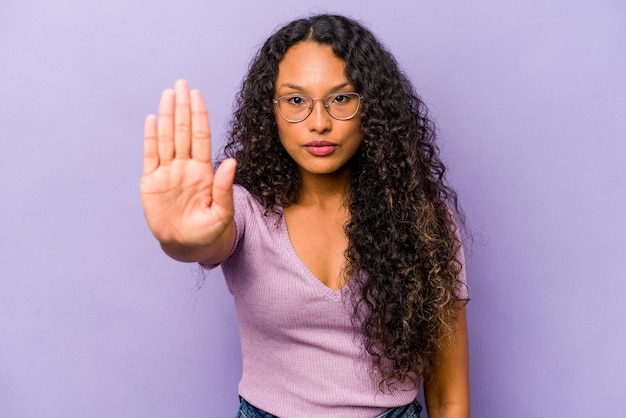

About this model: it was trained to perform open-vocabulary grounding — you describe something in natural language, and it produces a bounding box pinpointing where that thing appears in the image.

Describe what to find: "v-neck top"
[207,184,466,417]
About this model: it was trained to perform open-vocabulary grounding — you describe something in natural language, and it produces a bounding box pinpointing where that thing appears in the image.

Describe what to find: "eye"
[286,95,308,106]
[331,94,352,104]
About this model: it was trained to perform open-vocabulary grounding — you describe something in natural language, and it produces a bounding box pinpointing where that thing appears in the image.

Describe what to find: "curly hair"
[222,14,467,389]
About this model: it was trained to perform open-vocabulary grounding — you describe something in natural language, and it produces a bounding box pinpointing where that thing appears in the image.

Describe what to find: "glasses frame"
[273,92,362,123]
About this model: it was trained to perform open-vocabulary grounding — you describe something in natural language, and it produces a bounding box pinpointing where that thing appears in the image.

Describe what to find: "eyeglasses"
[273,92,362,123]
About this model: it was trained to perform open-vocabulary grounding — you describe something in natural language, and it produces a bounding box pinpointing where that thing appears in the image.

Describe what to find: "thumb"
[211,158,237,212]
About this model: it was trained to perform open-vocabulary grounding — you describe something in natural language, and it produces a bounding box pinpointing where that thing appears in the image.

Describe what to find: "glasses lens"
[325,93,360,120]
[275,92,361,122]
[277,95,313,122]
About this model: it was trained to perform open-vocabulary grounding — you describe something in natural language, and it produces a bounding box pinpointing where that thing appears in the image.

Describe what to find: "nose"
[307,98,332,132]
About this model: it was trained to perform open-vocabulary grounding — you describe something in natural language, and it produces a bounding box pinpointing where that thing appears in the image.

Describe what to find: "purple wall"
[1,1,625,417]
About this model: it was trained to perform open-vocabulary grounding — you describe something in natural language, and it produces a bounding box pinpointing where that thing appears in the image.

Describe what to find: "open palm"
[140,80,236,248]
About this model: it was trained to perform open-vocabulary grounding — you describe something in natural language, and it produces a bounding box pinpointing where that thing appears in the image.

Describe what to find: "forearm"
[424,400,469,418]
[424,303,470,418]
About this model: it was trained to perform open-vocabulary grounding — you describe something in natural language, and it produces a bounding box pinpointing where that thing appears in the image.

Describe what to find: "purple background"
[1,1,625,417]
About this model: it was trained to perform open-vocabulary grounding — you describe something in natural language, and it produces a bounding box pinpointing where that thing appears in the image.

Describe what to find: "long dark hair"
[223,14,467,389]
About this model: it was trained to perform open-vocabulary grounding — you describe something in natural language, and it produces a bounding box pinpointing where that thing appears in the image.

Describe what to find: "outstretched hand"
[141,80,236,253]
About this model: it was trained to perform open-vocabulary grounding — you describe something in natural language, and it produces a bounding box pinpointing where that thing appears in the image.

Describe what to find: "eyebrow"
[278,82,353,92]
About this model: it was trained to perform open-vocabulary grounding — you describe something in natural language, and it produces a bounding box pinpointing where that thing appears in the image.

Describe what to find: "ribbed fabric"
[207,185,467,418]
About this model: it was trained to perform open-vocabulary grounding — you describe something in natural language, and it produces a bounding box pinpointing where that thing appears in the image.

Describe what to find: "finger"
[143,114,159,175]
[190,89,211,163]
[211,158,237,213]
[157,88,175,165]
[174,79,192,159]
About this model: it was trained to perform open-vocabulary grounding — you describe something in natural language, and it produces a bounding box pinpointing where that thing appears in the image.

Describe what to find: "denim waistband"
[236,397,421,418]
[237,397,278,418]
[375,398,421,418]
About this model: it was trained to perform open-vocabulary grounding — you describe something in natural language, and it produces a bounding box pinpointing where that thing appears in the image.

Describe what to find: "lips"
[304,141,337,156]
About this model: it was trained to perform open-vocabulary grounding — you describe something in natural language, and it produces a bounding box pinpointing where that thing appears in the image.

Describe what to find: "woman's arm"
[423,302,470,418]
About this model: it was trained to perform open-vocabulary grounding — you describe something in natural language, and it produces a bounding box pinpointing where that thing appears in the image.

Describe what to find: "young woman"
[141,14,469,418]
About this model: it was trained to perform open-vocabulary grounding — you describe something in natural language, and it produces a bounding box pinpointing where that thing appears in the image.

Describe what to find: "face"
[274,42,363,179]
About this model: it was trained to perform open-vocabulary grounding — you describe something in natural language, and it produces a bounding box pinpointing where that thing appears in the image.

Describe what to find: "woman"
[141,14,469,418]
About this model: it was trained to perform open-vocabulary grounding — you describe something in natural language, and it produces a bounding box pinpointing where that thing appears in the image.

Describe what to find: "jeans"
[235,397,422,418]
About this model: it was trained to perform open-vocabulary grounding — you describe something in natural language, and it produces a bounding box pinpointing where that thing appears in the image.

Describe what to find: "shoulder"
[232,184,268,217]
[232,183,252,202]
[231,183,282,235]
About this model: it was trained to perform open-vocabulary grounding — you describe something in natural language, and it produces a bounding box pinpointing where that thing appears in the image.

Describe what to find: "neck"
[296,169,352,209]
